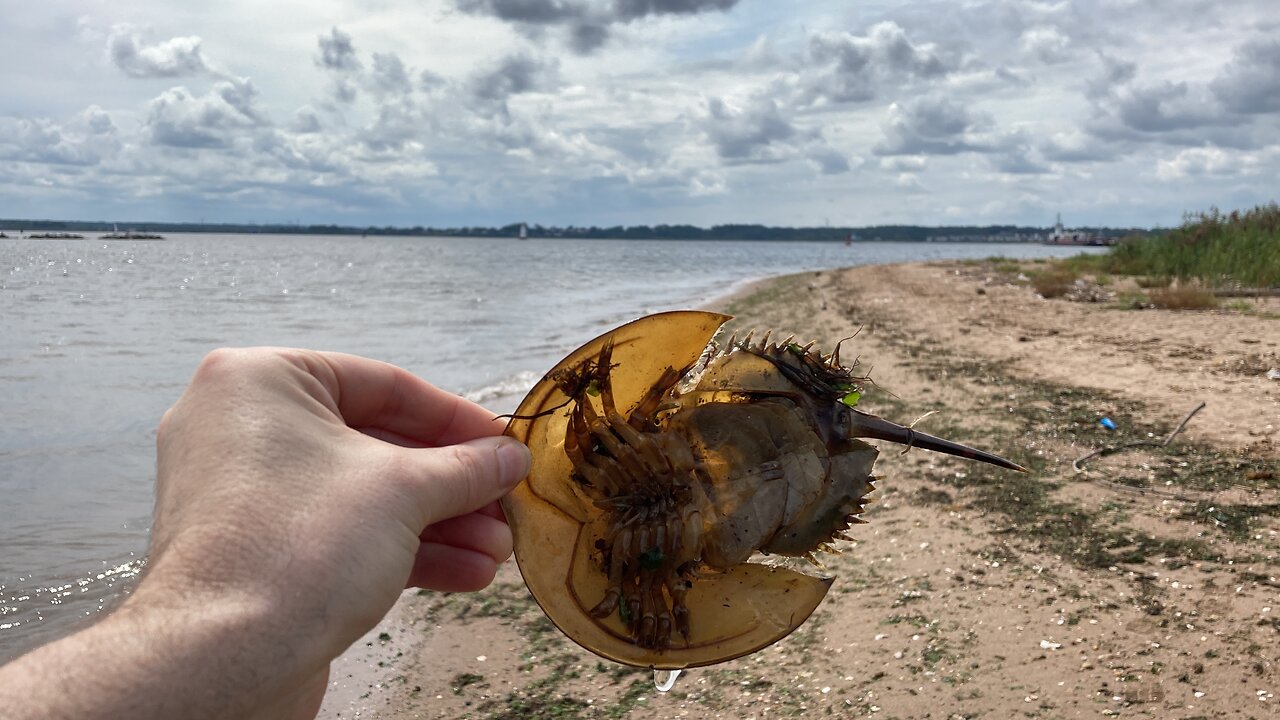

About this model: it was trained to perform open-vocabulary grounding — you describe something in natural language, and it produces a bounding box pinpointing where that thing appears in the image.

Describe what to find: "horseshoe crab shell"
[500,311,1021,670]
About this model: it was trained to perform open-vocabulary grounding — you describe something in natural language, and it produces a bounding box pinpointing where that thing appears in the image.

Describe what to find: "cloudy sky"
[2,0,1277,228]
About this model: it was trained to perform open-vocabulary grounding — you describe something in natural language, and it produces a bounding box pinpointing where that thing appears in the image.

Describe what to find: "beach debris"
[1266,368,1280,381]
[1064,278,1115,303]
[1073,402,1206,474]
[1099,417,1118,431]
[501,311,1025,669]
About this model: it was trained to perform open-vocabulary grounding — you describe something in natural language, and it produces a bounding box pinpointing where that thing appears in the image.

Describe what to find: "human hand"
[0,348,530,720]
[141,348,530,717]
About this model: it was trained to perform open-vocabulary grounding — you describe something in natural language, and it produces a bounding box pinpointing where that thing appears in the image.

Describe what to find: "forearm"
[0,582,325,720]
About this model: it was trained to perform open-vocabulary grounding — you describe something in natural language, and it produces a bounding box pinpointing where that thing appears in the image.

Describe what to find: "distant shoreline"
[0,220,1147,244]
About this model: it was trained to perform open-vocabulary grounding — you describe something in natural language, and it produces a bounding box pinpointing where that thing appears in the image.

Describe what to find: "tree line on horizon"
[0,218,1148,242]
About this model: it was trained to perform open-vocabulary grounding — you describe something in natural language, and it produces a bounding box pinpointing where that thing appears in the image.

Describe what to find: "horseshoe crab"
[501,311,1023,670]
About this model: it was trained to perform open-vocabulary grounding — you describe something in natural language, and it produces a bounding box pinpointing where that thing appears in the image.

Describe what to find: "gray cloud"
[800,22,950,105]
[874,96,985,156]
[1113,81,1222,133]
[1211,39,1280,115]
[701,96,795,162]
[612,0,737,20]
[315,28,364,105]
[458,0,740,53]
[989,136,1048,174]
[108,24,209,78]
[8,0,1280,228]
[1019,26,1071,64]
[807,148,851,175]
[568,22,610,53]
[0,105,120,169]
[291,107,322,134]
[331,78,359,105]
[371,53,412,96]
[458,0,580,24]
[469,53,560,112]
[1085,53,1137,100]
[145,78,265,149]
[1039,131,1115,163]
[358,102,426,155]
[317,28,361,72]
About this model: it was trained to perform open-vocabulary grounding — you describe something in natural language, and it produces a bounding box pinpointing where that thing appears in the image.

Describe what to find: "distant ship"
[28,232,84,239]
[518,223,528,240]
[1044,213,1116,246]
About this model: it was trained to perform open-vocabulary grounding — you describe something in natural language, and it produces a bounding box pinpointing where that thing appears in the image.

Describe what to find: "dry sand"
[320,260,1278,719]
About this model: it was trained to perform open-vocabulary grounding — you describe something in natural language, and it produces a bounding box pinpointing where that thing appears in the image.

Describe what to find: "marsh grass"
[1029,266,1077,298]
[1102,204,1280,288]
[1147,283,1217,310]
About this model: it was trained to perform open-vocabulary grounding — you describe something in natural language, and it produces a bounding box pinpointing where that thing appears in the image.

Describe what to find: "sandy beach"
[319,259,1278,719]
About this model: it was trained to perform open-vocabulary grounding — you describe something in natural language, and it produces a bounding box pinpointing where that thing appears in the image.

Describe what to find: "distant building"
[1046,213,1116,246]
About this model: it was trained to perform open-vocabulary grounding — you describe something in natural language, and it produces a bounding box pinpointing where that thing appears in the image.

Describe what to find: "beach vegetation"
[1028,266,1077,298]
[1147,282,1218,310]
[1087,203,1280,288]
[1135,275,1172,289]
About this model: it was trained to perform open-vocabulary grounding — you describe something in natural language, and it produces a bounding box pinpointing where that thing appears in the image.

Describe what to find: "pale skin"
[0,348,532,720]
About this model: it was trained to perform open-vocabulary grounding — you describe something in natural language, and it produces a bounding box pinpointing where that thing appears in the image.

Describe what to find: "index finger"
[309,351,506,446]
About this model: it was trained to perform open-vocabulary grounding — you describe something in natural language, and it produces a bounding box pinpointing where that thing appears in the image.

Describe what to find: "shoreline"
[322,259,1277,719]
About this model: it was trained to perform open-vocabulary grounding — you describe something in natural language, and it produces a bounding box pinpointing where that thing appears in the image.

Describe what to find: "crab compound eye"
[834,406,852,436]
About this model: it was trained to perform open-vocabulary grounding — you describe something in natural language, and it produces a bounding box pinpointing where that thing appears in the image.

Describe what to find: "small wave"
[461,370,541,405]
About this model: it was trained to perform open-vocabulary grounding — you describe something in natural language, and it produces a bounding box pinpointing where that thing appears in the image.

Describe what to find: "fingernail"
[496,438,531,486]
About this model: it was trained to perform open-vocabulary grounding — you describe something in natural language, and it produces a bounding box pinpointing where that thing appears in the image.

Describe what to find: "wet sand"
[319,259,1278,719]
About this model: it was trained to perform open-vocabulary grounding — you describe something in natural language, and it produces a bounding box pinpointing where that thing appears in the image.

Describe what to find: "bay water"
[0,232,1095,659]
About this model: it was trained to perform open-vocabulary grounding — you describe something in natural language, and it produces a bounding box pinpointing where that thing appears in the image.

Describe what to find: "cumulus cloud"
[1040,130,1114,163]
[1155,147,1261,180]
[108,24,209,78]
[9,0,1280,227]
[144,77,265,149]
[1019,26,1070,64]
[1079,50,1267,151]
[989,134,1048,174]
[317,27,361,72]
[807,148,851,175]
[874,96,986,156]
[1211,39,1280,115]
[0,106,120,166]
[457,0,740,53]
[370,53,412,96]
[1113,81,1223,133]
[799,22,949,105]
[467,53,560,120]
[292,106,322,134]
[357,101,427,155]
[1085,53,1137,100]
[314,28,365,105]
[700,96,796,162]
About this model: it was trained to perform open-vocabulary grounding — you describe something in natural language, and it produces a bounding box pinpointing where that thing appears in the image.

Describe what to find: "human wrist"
[0,580,320,720]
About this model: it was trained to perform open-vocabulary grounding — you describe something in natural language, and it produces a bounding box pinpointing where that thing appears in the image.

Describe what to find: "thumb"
[411,436,531,527]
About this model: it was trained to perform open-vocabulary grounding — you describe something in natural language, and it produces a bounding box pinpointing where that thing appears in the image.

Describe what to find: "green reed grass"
[1101,203,1280,288]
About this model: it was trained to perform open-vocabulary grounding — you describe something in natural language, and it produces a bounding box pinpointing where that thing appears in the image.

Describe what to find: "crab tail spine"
[846,410,1028,472]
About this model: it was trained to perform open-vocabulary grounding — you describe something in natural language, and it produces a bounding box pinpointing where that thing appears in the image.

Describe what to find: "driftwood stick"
[1072,402,1206,474]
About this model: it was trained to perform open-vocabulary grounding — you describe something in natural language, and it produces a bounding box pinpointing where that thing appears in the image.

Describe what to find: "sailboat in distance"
[519,222,528,240]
